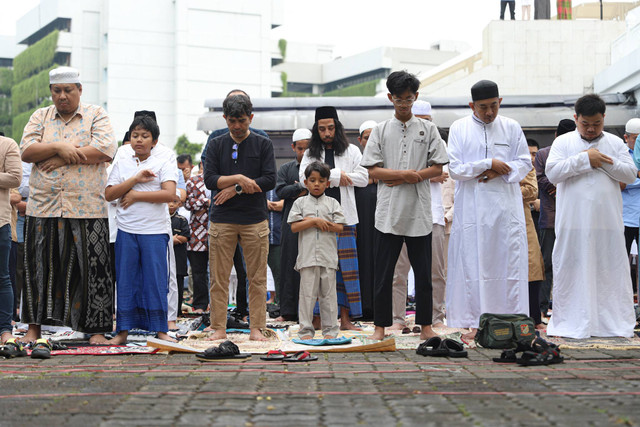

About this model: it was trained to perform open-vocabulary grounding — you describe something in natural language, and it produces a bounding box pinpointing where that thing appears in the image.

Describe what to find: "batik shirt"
[20,103,117,218]
[185,174,209,252]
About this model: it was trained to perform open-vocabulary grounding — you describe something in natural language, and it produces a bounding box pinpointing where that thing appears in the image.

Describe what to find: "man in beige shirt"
[20,67,117,347]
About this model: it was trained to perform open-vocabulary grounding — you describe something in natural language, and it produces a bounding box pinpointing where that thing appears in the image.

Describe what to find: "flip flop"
[412,326,421,334]
[416,337,447,357]
[283,350,318,362]
[441,338,468,358]
[260,350,287,361]
[195,340,251,361]
[401,327,411,334]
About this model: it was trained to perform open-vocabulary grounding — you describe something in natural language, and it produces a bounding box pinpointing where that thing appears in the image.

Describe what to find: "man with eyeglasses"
[446,80,532,343]
[203,94,276,341]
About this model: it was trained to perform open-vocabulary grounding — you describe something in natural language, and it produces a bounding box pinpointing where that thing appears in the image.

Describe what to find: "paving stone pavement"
[2,347,640,426]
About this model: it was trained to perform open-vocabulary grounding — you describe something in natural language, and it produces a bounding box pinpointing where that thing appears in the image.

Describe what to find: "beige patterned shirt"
[20,103,117,218]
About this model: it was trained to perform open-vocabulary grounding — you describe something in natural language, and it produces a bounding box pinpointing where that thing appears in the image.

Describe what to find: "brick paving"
[2,347,640,426]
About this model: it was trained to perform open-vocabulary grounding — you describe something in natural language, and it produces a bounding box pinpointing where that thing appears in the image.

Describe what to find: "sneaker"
[30,338,52,359]
[0,338,27,358]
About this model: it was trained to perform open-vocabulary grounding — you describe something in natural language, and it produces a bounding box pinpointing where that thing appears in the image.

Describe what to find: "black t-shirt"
[324,148,341,204]
[203,132,277,225]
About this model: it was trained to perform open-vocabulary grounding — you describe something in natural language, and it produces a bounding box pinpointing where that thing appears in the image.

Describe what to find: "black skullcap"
[556,119,576,137]
[315,106,339,123]
[471,80,499,101]
[134,110,157,122]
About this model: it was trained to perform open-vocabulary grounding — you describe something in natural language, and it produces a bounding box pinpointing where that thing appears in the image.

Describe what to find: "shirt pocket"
[491,143,511,161]
[245,156,262,178]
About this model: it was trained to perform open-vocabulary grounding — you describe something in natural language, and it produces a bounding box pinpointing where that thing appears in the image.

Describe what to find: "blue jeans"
[0,224,13,335]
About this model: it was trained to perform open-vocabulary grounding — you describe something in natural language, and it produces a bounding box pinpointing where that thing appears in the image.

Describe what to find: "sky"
[1,0,632,55]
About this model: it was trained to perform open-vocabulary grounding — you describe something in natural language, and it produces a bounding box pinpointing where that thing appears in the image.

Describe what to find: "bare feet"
[339,307,362,331]
[299,335,313,340]
[419,325,438,341]
[387,323,405,331]
[167,321,177,330]
[192,309,204,314]
[370,326,386,341]
[1,331,12,344]
[461,328,477,343]
[274,316,286,322]
[206,330,227,341]
[202,326,213,332]
[109,331,128,345]
[535,323,546,330]
[431,322,445,329]
[249,328,268,341]
[19,324,41,344]
[89,334,110,345]
[157,332,177,343]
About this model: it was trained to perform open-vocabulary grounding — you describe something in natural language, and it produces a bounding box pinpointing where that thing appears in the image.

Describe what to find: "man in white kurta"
[446,80,532,339]
[546,94,637,339]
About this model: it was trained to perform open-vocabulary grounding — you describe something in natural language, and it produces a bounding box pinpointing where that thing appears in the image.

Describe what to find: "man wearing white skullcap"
[411,100,432,121]
[275,129,312,321]
[621,117,640,294]
[20,66,117,348]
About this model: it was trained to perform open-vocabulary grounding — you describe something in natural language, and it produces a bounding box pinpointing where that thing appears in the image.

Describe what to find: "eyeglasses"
[232,143,238,161]
[391,96,416,106]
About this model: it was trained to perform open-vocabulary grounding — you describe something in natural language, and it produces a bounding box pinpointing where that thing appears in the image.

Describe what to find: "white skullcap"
[292,128,312,142]
[49,66,81,85]
[626,118,640,134]
[359,120,377,135]
[412,100,432,116]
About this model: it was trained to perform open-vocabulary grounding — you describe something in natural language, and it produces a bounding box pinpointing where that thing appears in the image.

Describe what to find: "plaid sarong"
[336,225,362,318]
[557,0,572,19]
[22,216,114,333]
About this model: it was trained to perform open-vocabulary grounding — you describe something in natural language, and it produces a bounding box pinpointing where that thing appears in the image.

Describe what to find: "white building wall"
[422,20,627,97]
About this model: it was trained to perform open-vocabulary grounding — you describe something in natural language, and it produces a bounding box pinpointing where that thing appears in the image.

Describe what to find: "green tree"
[278,38,287,61]
[174,134,203,159]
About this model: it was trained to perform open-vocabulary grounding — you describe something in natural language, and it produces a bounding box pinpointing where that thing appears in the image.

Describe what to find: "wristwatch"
[235,184,243,195]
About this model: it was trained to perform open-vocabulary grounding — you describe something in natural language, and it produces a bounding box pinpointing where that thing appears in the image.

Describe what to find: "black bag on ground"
[475,313,536,349]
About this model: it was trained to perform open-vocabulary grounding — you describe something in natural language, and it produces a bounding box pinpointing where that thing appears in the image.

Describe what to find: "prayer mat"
[292,337,352,346]
[542,332,640,350]
[45,345,158,356]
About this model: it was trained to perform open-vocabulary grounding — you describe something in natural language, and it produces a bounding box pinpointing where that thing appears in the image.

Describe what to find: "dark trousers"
[9,241,19,321]
[538,227,555,314]
[188,251,209,310]
[234,245,248,316]
[279,229,300,319]
[268,244,281,303]
[624,226,638,293]
[177,274,185,315]
[528,281,542,324]
[373,231,432,327]
[500,1,516,19]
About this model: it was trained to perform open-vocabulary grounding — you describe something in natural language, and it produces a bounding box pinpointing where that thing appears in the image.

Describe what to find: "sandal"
[441,338,468,358]
[31,338,52,359]
[492,349,518,363]
[196,340,251,361]
[0,338,27,358]
[283,350,318,362]
[260,350,287,361]
[416,337,447,357]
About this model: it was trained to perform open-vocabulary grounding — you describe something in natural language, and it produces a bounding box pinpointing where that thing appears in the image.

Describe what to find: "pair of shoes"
[0,338,27,358]
[226,316,249,330]
[31,338,52,359]
[260,350,287,361]
[195,340,251,361]
[516,337,563,366]
[416,337,468,358]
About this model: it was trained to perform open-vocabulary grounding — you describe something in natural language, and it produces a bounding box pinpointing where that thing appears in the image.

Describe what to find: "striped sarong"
[557,0,572,19]
[22,216,114,333]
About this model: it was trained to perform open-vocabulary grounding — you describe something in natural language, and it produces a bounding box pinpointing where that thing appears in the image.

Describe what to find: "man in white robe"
[546,94,637,339]
[446,80,532,341]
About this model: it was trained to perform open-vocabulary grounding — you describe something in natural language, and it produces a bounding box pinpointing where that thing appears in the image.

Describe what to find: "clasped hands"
[477,159,511,182]
[38,144,87,173]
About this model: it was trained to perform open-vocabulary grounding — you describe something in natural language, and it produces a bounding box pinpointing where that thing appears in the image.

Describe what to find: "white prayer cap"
[292,128,312,142]
[626,118,640,134]
[49,67,81,85]
[412,100,432,116]
[359,120,377,135]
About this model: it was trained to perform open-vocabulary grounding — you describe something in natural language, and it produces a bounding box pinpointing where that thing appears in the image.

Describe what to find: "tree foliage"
[278,38,287,61]
[13,30,59,82]
[0,68,13,96]
[11,65,58,115]
[173,134,203,159]
[12,99,52,142]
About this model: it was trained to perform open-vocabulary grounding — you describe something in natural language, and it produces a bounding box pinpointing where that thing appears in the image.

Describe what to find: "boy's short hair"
[304,161,331,179]
[386,71,420,96]
[129,115,160,141]
[223,94,253,117]
[574,94,606,117]
[177,154,192,165]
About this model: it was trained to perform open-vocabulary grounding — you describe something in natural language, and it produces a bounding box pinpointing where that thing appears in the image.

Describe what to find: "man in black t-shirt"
[203,94,276,341]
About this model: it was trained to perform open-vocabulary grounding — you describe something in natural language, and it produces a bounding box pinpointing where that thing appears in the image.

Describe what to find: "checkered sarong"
[557,0,572,19]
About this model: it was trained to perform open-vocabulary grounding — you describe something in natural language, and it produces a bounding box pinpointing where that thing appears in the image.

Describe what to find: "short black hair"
[527,139,539,148]
[177,154,192,165]
[575,94,606,117]
[223,94,253,118]
[304,161,331,179]
[386,71,420,96]
[226,89,249,98]
[128,115,160,141]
